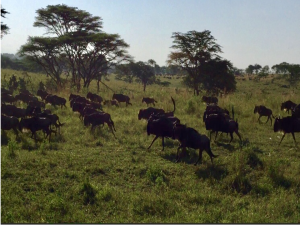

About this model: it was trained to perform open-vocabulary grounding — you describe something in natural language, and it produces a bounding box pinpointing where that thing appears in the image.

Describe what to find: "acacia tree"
[1,7,9,38]
[167,30,236,95]
[115,61,156,91]
[19,37,65,86]
[18,4,130,91]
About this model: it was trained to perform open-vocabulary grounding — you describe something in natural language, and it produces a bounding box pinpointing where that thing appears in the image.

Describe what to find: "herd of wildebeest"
[1,87,300,165]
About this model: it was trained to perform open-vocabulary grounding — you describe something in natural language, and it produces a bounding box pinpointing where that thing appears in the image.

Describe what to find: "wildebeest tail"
[109,116,116,132]
[171,97,175,113]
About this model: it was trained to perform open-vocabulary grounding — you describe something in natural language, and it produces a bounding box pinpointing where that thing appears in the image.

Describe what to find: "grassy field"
[1,68,300,223]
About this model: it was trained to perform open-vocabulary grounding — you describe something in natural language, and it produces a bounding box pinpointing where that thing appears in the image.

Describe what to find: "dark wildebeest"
[292,104,300,118]
[172,123,218,165]
[146,114,178,151]
[19,117,56,142]
[254,105,275,125]
[203,104,230,122]
[36,112,64,134]
[19,89,33,96]
[1,115,19,136]
[1,93,16,104]
[87,92,103,104]
[138,97,176,120]
[142,97,157,106]
[1,104,27,118]
[26,105,42,117]
[205,113,242,143]
[37,89,49,100]
[1,88,13,95]
[28,100,45,109]
[45,94,67,108]
[103,100,119,107]
[69,93,82,102]
[202,96,218,105]
[274,116,300,146]
[70,96,89,107]
[83,112,116,138]
[15,93,38,104]
[281,100,297,114]
[112,93,132,107]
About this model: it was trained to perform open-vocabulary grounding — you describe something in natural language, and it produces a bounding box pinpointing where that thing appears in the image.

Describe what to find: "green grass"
[1,69,300,223]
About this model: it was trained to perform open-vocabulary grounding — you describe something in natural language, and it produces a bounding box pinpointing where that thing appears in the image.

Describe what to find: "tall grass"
[1,69,300,223]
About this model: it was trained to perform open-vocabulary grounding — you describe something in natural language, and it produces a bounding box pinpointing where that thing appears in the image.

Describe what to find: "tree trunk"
[143,83,146,92]
[97,80,100,93]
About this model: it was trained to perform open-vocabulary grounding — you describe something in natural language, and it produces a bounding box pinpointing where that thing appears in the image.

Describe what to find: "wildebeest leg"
[13,128,19,137]
[176,145,182,162]
[194,149,203,166]
[265,116,270,124]
[147,135,159,150]
[234,130,242,142]
[291,132,297,145]
[229,132,234,143]
[258,115,262,124]
[215,131,218,141]
[279,133,286,145]
[108,124,116,138]
[161,136,165,151]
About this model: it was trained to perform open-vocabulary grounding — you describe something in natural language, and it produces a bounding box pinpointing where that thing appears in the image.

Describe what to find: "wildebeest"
[36,112,64,134]
[28,100,45,109]
[173,123,217,165]
[138,107,165,120]
[138,97,176,120]
[1,115,19,136]
[1,88,13,95]
[292,104,300,118]
[254,105,275,125]
[205,113,242,143]
[142,97,157,106]
[274,116,300,145]
[203,104,230,122]
[19,117,56,142]
[103,100,119,107]
[1,104,27,118]
[37,89,49,100]
[1,93,16,104]
[15,93,38,104]
[87,92,103,104]
[69,93,82,102]
[202,96,218,104]
[146,114,176,151]
[112,93,132,106]
[70,96,89,107]
[281,100,297,114]
[45,94,67,108]
[83,112,116,138]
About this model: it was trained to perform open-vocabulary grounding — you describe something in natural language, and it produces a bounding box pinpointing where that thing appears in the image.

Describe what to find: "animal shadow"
[161,148,200,165]
[215,141,235,151]
[195,164,228,180]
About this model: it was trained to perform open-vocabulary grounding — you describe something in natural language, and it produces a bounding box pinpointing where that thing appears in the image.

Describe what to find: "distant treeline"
[1,54,45,73]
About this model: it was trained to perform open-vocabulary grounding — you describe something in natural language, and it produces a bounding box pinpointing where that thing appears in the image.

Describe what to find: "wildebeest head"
[83,116,90,126]
[254,106,259,114]
[142,97,145,103]
[138,109,144,120]
[274,117,282,132]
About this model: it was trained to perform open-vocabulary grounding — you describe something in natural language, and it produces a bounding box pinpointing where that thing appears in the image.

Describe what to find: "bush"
[185,99,196,114]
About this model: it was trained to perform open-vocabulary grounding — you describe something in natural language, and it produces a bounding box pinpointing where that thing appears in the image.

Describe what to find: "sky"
[1,0,300,69]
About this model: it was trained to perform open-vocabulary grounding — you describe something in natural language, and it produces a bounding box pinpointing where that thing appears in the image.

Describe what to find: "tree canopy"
[167,30,236,95]
[115,61,156,92]
[18,4,131,91]
[1,7,10,38]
